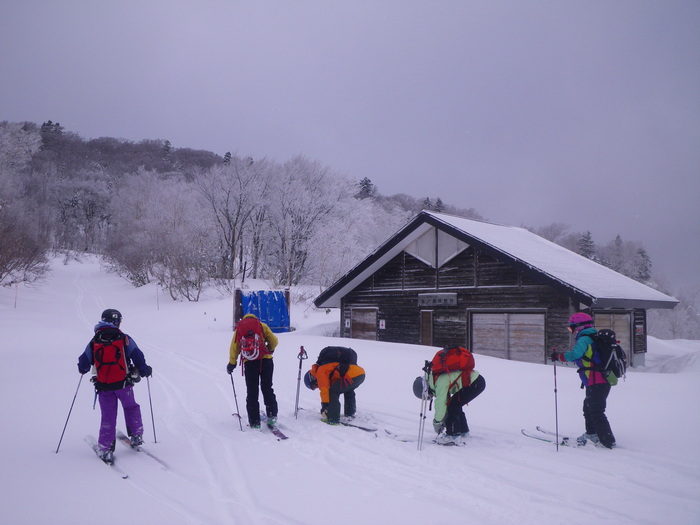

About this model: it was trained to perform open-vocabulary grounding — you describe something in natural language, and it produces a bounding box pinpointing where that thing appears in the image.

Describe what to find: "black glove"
[141,366,153,378]
[550,352,564,363]
[337,362,349,377]
[320,403,329,417]
[227,362,236,374]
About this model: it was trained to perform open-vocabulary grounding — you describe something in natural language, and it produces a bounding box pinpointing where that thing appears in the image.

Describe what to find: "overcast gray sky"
[1,1,698,291]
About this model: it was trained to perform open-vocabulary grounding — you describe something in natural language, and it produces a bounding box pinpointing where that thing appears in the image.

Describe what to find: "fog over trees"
[1,121,696,337]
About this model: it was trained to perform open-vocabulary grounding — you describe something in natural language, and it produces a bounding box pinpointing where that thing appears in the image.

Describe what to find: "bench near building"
[314,211,678,367]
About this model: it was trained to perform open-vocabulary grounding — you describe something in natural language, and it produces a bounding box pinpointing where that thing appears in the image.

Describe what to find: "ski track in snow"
[127,321,308,524]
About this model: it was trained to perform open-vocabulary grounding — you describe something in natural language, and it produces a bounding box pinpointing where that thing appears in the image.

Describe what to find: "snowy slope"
[1,256,698,525]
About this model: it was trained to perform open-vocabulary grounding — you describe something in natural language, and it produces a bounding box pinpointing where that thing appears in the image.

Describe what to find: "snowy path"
[1,256,699,525]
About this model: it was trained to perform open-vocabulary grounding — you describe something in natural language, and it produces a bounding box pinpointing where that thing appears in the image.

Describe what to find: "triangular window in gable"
[405,228,468,268]
[437,229,468,267]
[405,228,436,267]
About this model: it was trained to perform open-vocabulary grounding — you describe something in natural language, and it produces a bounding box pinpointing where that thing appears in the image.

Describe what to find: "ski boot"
[576,433,600,446]
[99,449,114,465]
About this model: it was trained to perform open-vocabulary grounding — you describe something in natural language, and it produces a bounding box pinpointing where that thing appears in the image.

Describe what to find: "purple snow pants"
[97,385,144,452]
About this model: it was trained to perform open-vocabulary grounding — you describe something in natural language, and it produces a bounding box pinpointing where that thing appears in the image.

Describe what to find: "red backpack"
[92,327,129,391]
[431,346,475,389]
[235,316,269,362]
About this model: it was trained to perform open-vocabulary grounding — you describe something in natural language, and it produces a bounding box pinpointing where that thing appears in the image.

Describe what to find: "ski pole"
[417,396,427,451]
[552,347,560,452]
[230,374,243,431]
[147,376,157,443]
[55,374,84,453]
[294,345,308,419]
[417,360,432,451]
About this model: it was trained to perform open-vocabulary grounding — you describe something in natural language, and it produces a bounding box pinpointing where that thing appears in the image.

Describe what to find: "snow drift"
[1,256,698,525]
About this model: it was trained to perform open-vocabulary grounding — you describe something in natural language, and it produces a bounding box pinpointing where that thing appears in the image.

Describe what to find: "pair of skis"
[521,426,580,447]
[232,412,289,440]
[339,418,377,433]
[85,430,168,479]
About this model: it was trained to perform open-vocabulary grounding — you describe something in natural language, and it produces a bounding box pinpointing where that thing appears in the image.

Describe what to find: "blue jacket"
[563,327,606,387]
[77,322,149,375]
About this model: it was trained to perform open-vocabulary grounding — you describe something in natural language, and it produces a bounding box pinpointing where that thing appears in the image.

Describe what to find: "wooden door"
[351,308,377,340]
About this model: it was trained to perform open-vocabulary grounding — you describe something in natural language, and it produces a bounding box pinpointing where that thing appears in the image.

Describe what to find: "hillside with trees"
[1,120,696,337]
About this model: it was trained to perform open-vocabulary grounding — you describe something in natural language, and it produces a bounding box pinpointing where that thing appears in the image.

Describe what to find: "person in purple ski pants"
[77,309,152,463]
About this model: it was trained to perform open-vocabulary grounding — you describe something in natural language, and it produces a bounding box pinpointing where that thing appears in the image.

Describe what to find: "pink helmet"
[568,312,593,332]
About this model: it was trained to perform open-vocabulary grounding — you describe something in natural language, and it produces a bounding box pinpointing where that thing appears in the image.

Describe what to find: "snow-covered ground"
[1,256,699,525]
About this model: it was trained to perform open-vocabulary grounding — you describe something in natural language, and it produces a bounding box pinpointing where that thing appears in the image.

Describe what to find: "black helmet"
[304,371,317,390]
[413,375,433,400]
[101,308,122,326]
[412,376,423,399]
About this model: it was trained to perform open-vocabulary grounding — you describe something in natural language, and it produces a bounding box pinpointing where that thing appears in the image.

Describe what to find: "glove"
[337,362,349,377]
[550,352,565,363]
[141,366,153,378]
[433,420,444,434]
[227,362,236,374]
[320,403,329,418]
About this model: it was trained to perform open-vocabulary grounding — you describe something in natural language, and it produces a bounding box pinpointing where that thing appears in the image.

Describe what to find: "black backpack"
[590,329,627,380]
[316,346,358,366]
[316,346,358,377]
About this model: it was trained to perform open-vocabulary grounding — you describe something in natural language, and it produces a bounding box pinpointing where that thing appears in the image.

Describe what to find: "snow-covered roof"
[315,211,678,310]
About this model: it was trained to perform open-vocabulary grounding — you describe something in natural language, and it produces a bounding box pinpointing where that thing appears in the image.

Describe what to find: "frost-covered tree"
[648,285,700,339]
[527,223,579,253]
[50,172,111,252]
[596,235,652,282]
[634,247,652,282]
[105,169,218,299]
[0,122,48,284]
[266,156,342,286]
[196,157,266,281]
[0,204,49,285]
[0,121,42,176]
[306,194,410,288]
[104,169,163,285]
[577,231,596,260]
[237,158,275,280]
[605,235,625,272]
[355,177,376,200]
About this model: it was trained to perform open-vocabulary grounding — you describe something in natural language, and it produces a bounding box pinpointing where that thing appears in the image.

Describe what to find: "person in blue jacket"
[552,312,616,449]
[77,309,152,463]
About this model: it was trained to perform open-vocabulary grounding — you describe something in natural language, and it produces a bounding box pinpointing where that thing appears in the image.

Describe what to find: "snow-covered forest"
[1,120,697,337]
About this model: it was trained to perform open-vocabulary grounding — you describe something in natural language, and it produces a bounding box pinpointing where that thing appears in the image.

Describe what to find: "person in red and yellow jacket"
[227,313,279,429]
[304,361,365,425]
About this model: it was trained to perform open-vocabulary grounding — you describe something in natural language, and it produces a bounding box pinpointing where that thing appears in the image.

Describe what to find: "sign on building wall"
[417,293,457,307]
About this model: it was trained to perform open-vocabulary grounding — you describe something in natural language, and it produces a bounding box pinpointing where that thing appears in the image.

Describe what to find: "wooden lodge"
[314,211,678,367]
